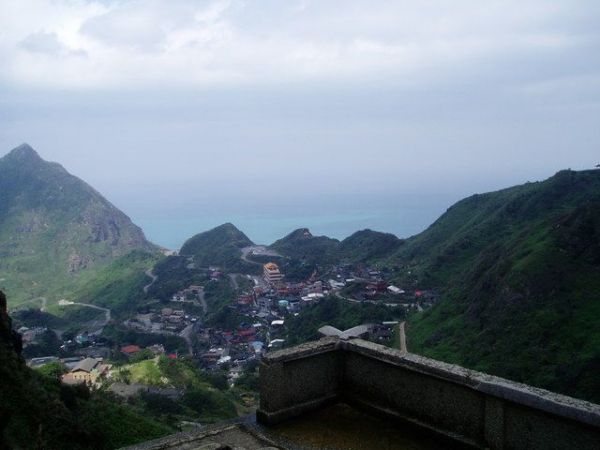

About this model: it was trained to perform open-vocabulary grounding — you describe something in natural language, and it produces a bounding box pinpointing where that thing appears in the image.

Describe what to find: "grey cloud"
[19,32,65,55]
[79,0,211,50]
[18,32,86,57]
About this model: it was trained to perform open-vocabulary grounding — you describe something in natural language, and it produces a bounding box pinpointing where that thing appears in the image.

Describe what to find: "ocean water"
[134,197,452,250]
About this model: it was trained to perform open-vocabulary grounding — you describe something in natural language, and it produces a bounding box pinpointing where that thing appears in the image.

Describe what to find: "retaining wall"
[257,337,600,450]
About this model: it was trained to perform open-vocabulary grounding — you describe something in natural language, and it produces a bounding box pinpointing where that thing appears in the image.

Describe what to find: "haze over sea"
[132,193,454,250]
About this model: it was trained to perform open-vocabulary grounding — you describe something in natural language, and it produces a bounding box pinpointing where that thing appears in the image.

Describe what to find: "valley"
[1,144,599,448]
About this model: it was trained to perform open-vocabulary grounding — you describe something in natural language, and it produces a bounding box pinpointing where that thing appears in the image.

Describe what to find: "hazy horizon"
[2,1,599,248]
[1,142,587,249]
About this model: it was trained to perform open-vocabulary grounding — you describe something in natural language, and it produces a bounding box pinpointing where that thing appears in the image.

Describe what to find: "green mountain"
[0,290,170,449]
[0,144,157,306]
[179,223,254,271]
[399,169,600,403]
[270,228,340,265]
[338,229,403,262]
[269,227,402,267]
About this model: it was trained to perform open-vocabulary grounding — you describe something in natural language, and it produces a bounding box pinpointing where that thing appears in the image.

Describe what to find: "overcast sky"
[1,0,599,245]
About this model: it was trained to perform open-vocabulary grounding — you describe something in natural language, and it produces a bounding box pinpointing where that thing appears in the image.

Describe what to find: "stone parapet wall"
[257,337,600,450]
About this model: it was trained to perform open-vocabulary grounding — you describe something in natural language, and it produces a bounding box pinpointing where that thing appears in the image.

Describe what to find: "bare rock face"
[68,253,91,273]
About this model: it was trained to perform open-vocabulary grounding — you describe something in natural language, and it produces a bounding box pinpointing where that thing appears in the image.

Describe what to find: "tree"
[36,361,67,379]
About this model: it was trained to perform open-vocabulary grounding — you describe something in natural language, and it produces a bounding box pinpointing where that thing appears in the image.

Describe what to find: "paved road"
[228,273,240,290]
[334,291,362,304]
[13,296,48,312]
[240,245,281,265]
[334,290,403,308]
[143,269,157,294]
[59,300,111,334]
[398,321,407,353]
[179,324,195,356]
[197,287,207,314]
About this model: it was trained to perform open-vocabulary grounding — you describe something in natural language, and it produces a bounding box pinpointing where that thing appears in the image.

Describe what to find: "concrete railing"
[257,337,600,450]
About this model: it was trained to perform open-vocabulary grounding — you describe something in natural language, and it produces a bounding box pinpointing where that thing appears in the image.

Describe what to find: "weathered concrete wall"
[257,337,341,425]
[257,337,600,450]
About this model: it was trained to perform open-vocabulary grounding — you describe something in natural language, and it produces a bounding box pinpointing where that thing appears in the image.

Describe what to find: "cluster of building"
[171,285,202,302]
[196,323,266,369]
[17,325,48,345]
[124,307,199,334]
[120,343,176,359]
[19,255,439,403]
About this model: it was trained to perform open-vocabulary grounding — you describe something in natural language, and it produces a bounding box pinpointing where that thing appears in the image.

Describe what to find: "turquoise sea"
[133,196,454,250]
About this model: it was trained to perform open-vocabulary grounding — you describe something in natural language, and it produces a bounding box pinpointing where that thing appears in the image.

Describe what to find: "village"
[19,252,437,418]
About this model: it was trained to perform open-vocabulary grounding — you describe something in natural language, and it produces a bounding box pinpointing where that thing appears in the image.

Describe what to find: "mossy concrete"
[258,337,600,450]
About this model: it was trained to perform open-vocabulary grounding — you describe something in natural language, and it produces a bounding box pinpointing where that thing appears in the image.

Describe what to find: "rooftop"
[72,357,99,373]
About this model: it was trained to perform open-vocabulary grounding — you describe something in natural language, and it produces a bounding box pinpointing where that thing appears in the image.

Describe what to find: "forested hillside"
[399,170,600,403]
[179,223,255,272]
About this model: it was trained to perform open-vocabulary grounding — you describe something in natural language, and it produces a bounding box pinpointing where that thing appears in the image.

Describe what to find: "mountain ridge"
[179,223,255,272]
[397,169,600,403]
[0,144,157,305]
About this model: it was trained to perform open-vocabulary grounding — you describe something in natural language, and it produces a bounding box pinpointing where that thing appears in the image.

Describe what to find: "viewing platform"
[124,337,600,450]
[257,337,600,450]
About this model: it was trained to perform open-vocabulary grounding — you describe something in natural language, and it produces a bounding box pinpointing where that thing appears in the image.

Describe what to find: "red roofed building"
[121,344,141,356]
[238,328,255,337]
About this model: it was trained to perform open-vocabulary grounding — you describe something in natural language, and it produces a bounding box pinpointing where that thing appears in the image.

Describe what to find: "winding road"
[228,273,240,290]
[58,300,111,334]
[240,245,281,266]
[143,269,158,294]
[197,287,207,314]
[13,296,48,312]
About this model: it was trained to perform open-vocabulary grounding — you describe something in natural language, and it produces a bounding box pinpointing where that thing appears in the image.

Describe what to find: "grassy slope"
[0,144,156,307]
[115,356,238,422]
[73,250,160,315]
[338,229,403,262]
[399,170,600,403]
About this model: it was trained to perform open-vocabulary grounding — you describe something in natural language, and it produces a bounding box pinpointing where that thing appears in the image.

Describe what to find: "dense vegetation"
[102,324,188,355]
[145,255,208,301]
[270,228,340,265]
[398,170,600,403]
[113,356,238,425]
[270,228,403,267]
[204,277,244,329]
[0,144,156,307]
[180,223,256,272]
[338,229,403,262]
[0,291,170,449]
[74,250,159,315]
[284,297,404,346]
